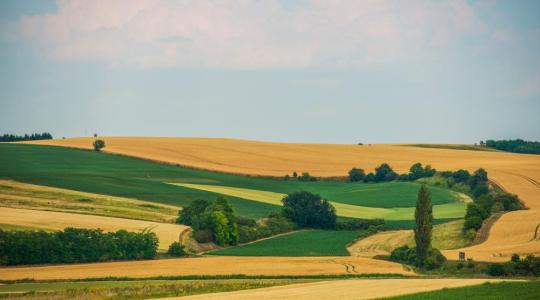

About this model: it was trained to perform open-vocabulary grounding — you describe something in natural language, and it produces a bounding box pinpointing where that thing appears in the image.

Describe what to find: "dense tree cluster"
[406,163,436,181]
[236,213,295,244]
[177,197,239,246]
[0,228,158,266]
[482,139,540,155]
[390,245,446,270]
[281,191,336,229]
[486,254,540,277]
[0,133,52,142]
[349,162,436,183]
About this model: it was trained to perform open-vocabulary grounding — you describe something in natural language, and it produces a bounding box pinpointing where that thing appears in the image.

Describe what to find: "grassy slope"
[208,230,360,256]
[171,183,466,220]
[0,180,178,223]
[0,279,309,299]
[0,144,463,221]
[384,281,540,300]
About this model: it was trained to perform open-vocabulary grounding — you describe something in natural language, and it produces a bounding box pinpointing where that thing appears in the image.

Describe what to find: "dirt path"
[0,256,413,281]
[159,278,509,300]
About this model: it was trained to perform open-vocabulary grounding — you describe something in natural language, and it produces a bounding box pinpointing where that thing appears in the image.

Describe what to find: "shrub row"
[237,214,295,244]
[486,254,540,277]
[0,132,53,142]
[389,245,446,270]
[0,228,158,266]
[482,139,540,155]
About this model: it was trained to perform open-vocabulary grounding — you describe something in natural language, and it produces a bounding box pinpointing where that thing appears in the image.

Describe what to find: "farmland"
[0,256,413,280]
[0,179,178,222]
[208,230,361,256]
[166,278,507,300]
[0,206,188,251]
[386,281,540,300]
[0,143,465,224]
[171,183,466,220]
[0,279,311,299]
[23,137,540,261]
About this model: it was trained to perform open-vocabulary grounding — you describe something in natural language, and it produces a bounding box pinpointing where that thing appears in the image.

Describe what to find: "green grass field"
[171,183,466,220]
[207,230,360,256]
[385,281,540,300]
[0,144,465,222]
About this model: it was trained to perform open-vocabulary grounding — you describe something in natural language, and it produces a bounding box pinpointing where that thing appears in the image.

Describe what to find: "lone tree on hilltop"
[414,185,433,267]
[93,139,105,151]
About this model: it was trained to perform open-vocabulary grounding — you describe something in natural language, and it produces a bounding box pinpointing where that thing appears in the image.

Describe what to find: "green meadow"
[208,230,361,256]
[0,144,466,223]
[385,281,540,300]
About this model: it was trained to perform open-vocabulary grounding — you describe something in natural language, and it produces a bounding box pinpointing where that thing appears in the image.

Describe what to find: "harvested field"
[162,278,507,300]
[0,256,413,281]
[25,137,540,261]
[0,207,188,251]
[0,180,178,223]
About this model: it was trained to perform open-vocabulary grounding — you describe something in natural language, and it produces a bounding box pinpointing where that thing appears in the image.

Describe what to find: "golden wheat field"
[0,256,412,280]
[0,180,178,223]
[162,278,508,300]
[26,137,540,261]
[0,207,188,251]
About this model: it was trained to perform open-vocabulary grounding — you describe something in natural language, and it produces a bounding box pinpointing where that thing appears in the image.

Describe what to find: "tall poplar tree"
[414,185,433,267]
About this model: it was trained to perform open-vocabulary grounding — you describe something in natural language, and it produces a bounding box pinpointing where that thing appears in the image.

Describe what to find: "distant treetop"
[481,139,540,155]
[0,133,53,142]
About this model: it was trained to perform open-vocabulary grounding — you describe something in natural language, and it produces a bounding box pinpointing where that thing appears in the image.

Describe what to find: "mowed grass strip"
[207,230,360,256]
[170,183,466,220]
[383,281,540,300]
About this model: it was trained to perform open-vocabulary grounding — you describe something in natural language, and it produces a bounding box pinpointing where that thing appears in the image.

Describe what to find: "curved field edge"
[0,179,179,223]
[0,207,188,251]
[207,230,360,256]
[169,183,467,220]
[0,279,316,300]
[383,280,539,300]
[8,139,540,261]
[159,278,510,300]
[0,256,414,281]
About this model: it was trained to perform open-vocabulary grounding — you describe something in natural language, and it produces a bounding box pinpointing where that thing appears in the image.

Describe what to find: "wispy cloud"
[14,0,484,69]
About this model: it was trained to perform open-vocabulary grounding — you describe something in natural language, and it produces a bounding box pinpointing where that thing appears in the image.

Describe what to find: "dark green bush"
[193,229,213,243]
[167,242,186,257]
[282,191,336,229]
[348,168,365,182]
[335,219,384,230]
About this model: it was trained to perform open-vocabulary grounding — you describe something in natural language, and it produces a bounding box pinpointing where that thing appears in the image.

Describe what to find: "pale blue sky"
[1,0,539,143]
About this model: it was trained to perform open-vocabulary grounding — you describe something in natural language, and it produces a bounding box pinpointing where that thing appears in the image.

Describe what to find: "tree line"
[481,139,540,155]
[178,192,384,246]
[0,132,53,142]
[348,162,436,183]
[0,228,158,266]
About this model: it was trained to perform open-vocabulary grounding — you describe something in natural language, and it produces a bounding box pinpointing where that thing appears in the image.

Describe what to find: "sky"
[0,0,539,144]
